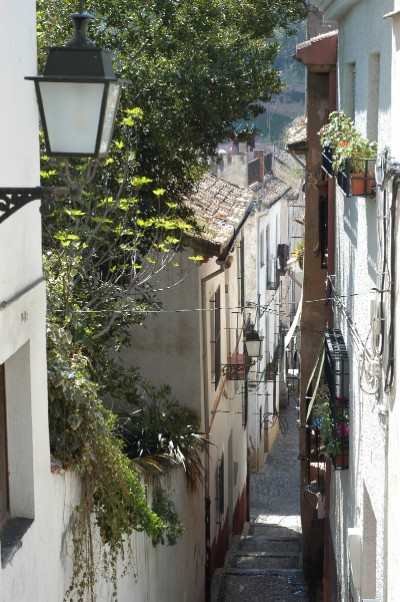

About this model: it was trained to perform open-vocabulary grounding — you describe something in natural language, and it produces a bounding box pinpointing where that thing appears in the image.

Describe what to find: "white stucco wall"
[0,1,54,598]
[211,154,250,189]
[2,464,205,602]
[121,241,249,576]
[327,1,393,601]
[0,1,42,300]
[100,468,205,602]
[387,6,400,600]
[336,0,392,151]
[122,253,203,417]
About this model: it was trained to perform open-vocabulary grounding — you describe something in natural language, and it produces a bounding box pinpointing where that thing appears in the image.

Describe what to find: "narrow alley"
[211,404,323,602]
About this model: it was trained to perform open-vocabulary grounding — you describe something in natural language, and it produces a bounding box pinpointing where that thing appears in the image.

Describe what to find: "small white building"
[212,148,303,473]
[245,170,303,472]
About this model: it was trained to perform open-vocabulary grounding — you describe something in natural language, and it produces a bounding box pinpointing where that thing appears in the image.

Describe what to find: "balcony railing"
[321,148,376,197]
[321,146,334,177]
[324,329,349,470]
[222,353,250,380]
[337,158,377,197]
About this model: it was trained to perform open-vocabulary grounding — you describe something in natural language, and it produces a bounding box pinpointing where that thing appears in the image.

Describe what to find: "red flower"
[340,141,349,146]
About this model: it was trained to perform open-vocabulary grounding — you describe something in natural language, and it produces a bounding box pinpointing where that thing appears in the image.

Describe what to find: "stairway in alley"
[210,406,322,602]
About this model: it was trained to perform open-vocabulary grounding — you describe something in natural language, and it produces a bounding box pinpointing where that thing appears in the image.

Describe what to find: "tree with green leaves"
[38,0,307,199]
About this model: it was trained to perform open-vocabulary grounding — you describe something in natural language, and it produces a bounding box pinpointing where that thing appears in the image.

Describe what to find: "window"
[242,380,248,428]
[344,62,356,120]
[367,53,380,142]
[260,229,265,267]
[0,364,9,526]
[0,346,35,566]
[266,225,272,287]
[210,287,221,388]
[277,244,289,274]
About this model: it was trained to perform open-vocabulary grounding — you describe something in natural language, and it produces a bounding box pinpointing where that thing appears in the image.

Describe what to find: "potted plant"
[318,111,377,195]
[313,385,349,469]
[292,241,304,269]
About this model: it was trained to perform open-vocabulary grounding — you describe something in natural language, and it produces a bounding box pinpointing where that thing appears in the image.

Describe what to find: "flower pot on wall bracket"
[332,449,349,470]
[350,173,375,196]
[338,159,376,197]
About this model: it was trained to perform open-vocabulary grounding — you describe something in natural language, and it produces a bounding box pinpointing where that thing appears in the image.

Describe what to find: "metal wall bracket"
[0,187,56,224]
[0,160,99,224]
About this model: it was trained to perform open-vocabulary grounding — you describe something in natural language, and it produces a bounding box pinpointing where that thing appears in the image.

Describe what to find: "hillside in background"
[249,21,306,145]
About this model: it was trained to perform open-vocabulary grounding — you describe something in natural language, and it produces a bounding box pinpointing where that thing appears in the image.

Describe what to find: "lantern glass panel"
[38,81,105,155]
[99,83,121,156]
[245,338,262,358]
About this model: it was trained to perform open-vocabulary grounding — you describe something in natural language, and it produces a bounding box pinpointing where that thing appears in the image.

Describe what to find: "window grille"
[324,328,350,470]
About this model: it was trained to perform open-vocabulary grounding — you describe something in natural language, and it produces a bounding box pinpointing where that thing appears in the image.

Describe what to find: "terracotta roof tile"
[184,172,253,247]
[253,174,295,206]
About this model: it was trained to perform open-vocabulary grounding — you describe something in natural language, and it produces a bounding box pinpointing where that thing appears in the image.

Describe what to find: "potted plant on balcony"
[318,111,377,195]
[313,385,349,469]
[292,241,304,270]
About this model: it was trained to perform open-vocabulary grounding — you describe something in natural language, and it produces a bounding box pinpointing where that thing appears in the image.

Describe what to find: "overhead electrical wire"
[45,287,385,317]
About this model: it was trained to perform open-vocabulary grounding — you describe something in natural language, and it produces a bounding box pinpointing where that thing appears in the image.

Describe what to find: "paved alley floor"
[210,405,322,602]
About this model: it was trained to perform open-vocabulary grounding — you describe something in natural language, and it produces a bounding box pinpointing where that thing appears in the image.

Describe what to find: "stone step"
[212,568,311,602]
[247,522,302,539]
[229,551,302,570]
[217,567,306,580]
[237,535,302,555]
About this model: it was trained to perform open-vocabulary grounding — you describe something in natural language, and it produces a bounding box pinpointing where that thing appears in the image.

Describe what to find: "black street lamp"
[0,2,127,224]
[244,328,263,359]
[222,326,263,380]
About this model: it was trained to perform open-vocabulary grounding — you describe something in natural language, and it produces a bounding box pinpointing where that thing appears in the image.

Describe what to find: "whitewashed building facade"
[304,1,400,600]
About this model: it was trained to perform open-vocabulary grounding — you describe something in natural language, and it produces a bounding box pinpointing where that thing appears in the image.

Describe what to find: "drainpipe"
[381,167,400,602]
[216,201,254,264]
[202,265,224,601]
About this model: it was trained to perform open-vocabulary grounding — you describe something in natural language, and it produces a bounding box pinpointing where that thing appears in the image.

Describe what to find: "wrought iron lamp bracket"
[221,358,255,380]
[0,158,99,224]
[0,187,56,224]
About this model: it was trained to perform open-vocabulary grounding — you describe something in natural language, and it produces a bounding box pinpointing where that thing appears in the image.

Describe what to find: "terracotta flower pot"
[350,173,375,196]
[333,449,349,469]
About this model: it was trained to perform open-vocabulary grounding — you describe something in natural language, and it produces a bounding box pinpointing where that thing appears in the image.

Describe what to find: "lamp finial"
[66,8,96,48]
